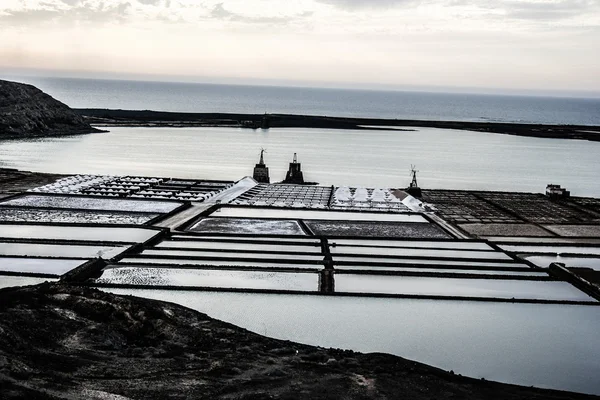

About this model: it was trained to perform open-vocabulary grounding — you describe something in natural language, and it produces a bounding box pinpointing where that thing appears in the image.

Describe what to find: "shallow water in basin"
[334,274,593,301]
[142,249,323,261]
[0,224,159,243]
[330,246,510,260]
[102,289,600,395]
[98,267,318,291]
[0,275,58,289]
[0,242,128,259]
[0,257,84,275]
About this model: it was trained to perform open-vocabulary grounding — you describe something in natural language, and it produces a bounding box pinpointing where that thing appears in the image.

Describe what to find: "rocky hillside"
[0,283,596,400]
[0,80,101,138]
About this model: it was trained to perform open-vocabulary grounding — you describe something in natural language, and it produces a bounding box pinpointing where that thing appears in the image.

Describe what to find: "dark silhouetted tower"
[407,165,422,197]
[253,148,270,183]
[283,153,304,184]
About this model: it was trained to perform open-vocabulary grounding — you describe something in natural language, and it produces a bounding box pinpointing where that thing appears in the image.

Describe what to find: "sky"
[1,0,599,94]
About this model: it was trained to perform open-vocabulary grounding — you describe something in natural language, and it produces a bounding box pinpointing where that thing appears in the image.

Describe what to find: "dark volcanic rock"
[0,283,597,399]
[0,80,101,138]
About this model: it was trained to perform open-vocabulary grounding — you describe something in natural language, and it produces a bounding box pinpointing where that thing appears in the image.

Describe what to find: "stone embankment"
[0,80,101,139]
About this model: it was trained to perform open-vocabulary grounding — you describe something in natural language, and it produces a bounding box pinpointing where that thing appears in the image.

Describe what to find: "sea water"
[1,126,599,195]
[8,76,600,125]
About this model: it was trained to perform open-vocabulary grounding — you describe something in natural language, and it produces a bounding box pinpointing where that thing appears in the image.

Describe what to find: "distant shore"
[77,108,600,141]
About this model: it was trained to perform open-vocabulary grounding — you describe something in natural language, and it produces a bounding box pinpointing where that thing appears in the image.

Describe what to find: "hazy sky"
[1,0,599,93]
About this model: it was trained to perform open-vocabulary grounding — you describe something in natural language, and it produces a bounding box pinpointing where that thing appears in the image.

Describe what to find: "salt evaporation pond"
[333,255,519,267]
[0,276,58,289]
[98,268,318,291]
[334,265,546,276]
[141,249,323,261]
[173,235,320,244]
[118,258,323,269]
[0,243,128,259]
[189,218,306,235]
[103,289,600,395]
[0,257,84,275]
[1,195,182,213]
[1,126,600,196]
[156,241,322,253]
[501,245,600,256]
[330,239,493,250]
[334,274,594,301]
[483,236,600,244]
[0,208,159,225]
[524,255,600,270]
[330,246,511,260]
[213,207,427,222]
[0,225,160,243]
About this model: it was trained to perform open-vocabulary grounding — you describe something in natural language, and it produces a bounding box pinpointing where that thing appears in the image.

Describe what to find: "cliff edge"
[0,79,101,138]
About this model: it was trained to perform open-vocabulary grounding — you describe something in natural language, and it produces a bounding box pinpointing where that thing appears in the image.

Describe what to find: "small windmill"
[409,165,419,188]
[407,164,422,197]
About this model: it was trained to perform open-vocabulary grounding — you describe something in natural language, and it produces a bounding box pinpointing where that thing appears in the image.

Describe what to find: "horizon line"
[2,67,600,100]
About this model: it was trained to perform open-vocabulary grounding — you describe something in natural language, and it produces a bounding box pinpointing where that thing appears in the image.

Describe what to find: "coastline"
[77,109,600,142]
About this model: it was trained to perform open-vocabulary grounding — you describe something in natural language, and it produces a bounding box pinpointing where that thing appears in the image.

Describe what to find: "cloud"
[501,0,600,20]
[0,1,133,25]
[448,0,600,21]
[314,0,419,9]
[209,2,313,24]
[316,0,600,22]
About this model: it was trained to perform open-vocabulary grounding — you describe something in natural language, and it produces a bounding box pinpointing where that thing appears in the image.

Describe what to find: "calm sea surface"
[1,126,599,196]
[6,76,600,125]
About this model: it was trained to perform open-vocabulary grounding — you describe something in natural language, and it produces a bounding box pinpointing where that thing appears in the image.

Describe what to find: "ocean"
[2,126,599,196]
[6,76,600,125]
[1,75,599,195]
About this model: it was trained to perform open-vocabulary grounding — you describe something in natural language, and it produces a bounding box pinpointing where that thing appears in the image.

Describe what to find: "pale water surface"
[1,127,598,195]
[105,289,600,395]
[9,77,600,125]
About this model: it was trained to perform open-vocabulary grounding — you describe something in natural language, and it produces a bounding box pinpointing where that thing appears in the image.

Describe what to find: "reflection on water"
[1,127,599,195]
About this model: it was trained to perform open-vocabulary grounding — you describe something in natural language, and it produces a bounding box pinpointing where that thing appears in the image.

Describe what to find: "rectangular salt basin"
[189,218,306,235]
[2,194,182,213]
[483,236,600,245]
[0,257,84,275]
[0,208,159,225]
[335,257,527,268]
[329,246,511,260]
[0,275,58,289]
[333,255,531,269]
[0,224,160,243]
[156,240,322,253]
[330,239,493,251]
[101,290,600,395]
[0,243,128,259]
[334,275,594,301]
[524,255,600,271]
[213,207,427,223]
[172,235,320,244]
[141,249,323,261]
[97,267,318,291]
[334,265,548,276]
[500,245,600,256]
[116,259,323,269]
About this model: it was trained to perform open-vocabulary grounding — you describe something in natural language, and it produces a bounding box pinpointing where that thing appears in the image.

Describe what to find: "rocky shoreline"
[78,109,600,141]
[0,80,102,139]
[1,283,597,400]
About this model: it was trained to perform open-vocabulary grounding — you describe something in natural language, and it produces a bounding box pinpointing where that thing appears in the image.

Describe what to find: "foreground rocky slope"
[1,283,597,400]
[0,80,100,138]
